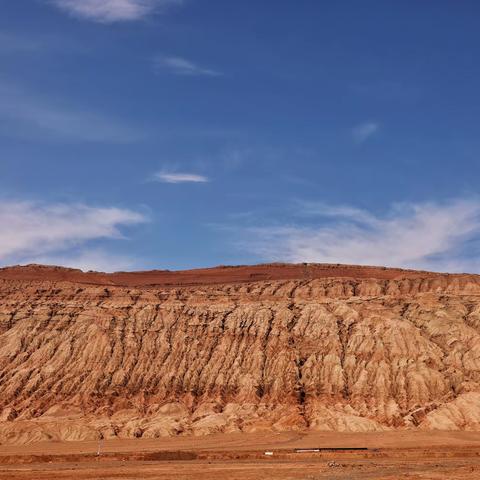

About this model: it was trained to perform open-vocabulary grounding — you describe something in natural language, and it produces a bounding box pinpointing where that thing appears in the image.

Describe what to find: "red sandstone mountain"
[1,263,480,444]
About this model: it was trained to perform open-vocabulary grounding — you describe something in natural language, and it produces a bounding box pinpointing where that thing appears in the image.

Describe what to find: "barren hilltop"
[1,263,480,444]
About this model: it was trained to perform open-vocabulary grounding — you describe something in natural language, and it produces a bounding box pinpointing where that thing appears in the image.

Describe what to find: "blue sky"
[1,0,480,272]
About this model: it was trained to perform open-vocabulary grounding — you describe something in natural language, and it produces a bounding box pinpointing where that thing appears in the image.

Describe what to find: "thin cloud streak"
[0,31,45,53]
[352,122,379,143]
[239,199,480,273]
[0,31,85,56]
[153,55,221,76]
[50,0,182,23]
[0,200,147,268]
[0,81,143,143]
[27,249,140,272]
[154,172,209,183]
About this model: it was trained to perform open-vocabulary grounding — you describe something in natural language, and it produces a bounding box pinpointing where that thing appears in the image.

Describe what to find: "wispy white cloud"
[154,171,209,183]
[26,249,140,272]
[239,199,480,273]
[0,81,143,142]
[0,200,147,270]
[0,31,45,53]
[0,31,85,55]
[352,122,379,143]
[153,55,221,76]
[50,0,182,23]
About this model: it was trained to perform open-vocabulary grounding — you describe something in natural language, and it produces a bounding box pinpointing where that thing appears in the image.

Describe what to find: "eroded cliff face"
[1,265,480,444]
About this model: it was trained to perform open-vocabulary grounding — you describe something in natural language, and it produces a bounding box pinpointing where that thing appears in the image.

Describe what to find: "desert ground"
[1,431,480,479]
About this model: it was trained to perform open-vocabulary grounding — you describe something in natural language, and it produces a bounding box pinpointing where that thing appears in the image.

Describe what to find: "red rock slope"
[1,263,480,444]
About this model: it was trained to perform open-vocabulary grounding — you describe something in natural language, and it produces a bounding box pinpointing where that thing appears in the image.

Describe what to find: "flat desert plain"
[1,431,480,479]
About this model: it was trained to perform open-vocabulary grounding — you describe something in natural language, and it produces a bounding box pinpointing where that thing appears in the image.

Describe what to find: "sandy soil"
[1,431,479,479]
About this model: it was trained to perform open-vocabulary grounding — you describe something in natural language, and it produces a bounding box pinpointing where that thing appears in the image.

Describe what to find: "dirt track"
[1,432,479,479]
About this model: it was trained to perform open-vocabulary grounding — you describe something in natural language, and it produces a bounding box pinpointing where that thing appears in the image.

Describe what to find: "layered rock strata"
[1,264,480,443]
